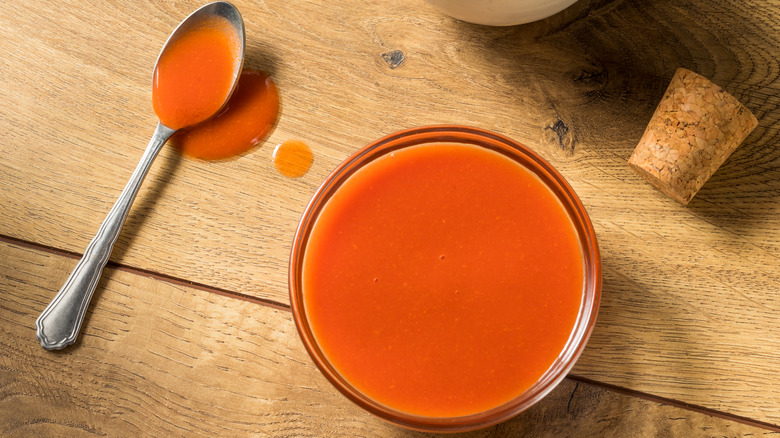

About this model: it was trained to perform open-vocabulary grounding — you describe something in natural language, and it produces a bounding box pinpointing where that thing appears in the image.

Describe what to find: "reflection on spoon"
[35,2,245,350]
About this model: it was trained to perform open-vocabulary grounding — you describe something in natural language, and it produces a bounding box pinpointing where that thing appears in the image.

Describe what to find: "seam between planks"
[0,234,291,311]
[567,374,780,432]
[2,233,778,432]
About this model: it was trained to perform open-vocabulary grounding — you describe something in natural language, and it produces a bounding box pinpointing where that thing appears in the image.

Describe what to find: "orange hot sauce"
[172,70,280,160]
[302,143,585,418]
[273,140,313,178]
[152,16,240,130]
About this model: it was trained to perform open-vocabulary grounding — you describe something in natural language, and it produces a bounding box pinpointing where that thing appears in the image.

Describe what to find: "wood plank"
[1,0,777,303]
[2,240,777,436]
[1,0,779,428]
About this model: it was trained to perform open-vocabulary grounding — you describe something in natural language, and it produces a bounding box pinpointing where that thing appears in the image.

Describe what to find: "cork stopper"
[628,68,758,204]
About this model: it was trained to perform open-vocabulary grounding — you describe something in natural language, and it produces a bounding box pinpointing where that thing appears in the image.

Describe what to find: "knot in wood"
[381,50,405,69]
[544,117,576,154]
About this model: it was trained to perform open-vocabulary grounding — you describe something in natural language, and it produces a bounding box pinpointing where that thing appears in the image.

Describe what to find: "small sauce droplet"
[273,140,313,178]
[172,70,279,160]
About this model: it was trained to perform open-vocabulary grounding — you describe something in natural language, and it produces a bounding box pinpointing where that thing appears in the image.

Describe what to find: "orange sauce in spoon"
[152,16,240,130]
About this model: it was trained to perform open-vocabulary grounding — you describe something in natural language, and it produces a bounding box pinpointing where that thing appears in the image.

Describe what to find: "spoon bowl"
[35,1,245,350]
[153,2,245,129]
[156,2,245,105]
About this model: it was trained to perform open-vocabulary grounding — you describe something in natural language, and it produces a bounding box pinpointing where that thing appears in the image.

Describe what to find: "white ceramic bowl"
[425,0,578,26]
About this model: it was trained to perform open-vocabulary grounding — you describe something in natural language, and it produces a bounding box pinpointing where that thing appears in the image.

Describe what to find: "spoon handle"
[35,123,176,350]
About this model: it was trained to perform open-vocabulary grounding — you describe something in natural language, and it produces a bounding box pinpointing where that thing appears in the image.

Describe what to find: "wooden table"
[2,0,778,435]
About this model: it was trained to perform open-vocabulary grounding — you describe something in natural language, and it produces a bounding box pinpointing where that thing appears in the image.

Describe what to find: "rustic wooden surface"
[1,0,779,435]
[2,240,777,437]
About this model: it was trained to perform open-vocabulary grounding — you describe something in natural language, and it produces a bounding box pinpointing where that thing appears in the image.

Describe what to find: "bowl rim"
[289,125,602,432]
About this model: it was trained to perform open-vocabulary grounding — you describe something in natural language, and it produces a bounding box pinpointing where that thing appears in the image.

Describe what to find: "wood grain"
[1,0,779,430]
[2,241,777,437]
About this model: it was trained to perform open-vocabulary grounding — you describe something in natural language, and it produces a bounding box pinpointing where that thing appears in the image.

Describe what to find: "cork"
[628,68,758,204]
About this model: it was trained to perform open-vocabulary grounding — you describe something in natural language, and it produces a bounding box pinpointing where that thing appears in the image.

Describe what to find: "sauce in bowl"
[290,126,600,432]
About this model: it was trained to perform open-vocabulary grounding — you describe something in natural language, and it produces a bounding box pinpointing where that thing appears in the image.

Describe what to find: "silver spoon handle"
[35,123,175,350]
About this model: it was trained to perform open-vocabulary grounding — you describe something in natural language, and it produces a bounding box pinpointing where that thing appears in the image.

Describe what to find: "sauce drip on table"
[273,140,313,178]
[172,70,279,160]
[152,16,240,130]
[302,143,584,418]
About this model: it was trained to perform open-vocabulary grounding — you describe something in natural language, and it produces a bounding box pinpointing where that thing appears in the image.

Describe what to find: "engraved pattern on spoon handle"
[35,123,176,350]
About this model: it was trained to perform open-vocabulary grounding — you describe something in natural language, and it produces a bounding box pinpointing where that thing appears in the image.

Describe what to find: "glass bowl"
[289,125,601,432]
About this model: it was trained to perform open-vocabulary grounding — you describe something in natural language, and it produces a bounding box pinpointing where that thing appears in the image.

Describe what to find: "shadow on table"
[686,129,780,236]
[244,40,282,79]
[110,143,183,266]
[440,0,779,234]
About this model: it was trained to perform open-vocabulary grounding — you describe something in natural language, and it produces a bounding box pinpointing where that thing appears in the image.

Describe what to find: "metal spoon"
[35,2,245,350]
